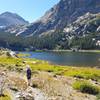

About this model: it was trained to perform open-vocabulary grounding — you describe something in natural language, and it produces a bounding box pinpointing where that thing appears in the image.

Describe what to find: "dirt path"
[29,87,47,100]
[7,71,47,100]
[8,87,47,100]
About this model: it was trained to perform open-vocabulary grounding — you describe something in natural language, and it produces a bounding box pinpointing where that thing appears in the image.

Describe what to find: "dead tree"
[0,72,7,96]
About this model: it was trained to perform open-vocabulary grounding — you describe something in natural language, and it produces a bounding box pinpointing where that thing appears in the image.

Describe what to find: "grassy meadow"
[0,55,100,82]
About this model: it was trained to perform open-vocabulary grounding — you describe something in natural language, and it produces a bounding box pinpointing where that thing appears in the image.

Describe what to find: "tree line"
[0,31,99,51]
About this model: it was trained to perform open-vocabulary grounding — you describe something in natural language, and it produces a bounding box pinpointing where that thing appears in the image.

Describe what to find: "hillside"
[64,13,100,36]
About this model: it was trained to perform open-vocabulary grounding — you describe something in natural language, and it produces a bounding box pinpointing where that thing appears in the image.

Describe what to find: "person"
[26,65,32,86]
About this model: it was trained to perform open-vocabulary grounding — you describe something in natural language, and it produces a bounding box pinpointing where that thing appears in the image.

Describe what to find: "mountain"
[0,12,29,28]
[0,0,100,50]
[5,0,100,36]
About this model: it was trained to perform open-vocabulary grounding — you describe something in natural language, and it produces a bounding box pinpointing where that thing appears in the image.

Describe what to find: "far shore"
[3,48,100,53]
[34,49,100,53]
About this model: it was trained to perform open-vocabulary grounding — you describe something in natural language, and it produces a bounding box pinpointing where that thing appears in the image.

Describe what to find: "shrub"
[47,69,54,72]
[73,81,100,95]
[10,87,18,92]
[96,93,100,100]
[32,83,38,88]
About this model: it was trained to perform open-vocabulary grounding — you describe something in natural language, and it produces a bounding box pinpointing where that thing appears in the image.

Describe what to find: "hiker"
[26,65,32,86]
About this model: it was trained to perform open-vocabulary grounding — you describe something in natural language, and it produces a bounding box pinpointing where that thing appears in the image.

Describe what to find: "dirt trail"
[7,71,47,100]
[29,87,47,100]
[0,71,97,100]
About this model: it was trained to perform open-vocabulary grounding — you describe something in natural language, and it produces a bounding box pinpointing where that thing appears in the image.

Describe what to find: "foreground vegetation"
[0,55,100,82]
[73,80,100,95]
[0,51,100,79]
[0,91,11,100]
[0,51,100,100]
[0,95,11,100]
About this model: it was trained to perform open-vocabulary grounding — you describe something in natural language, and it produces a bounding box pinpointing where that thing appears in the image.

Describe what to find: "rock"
[0,48,18,58]
[16,91,34,100]
[97,26,100,32]
[7,51,17,58]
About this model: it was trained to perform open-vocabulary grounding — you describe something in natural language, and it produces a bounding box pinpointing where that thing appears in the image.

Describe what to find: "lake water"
[22,51,100,67]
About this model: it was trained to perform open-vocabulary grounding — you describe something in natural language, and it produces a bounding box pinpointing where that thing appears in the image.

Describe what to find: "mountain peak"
[1,11,14,15]
[0,11,29,27]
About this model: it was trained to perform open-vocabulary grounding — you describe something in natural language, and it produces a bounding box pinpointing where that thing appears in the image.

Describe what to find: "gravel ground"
[0,71,97,100]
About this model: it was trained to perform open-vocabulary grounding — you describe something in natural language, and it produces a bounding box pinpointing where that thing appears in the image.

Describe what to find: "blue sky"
[0,0,59,22]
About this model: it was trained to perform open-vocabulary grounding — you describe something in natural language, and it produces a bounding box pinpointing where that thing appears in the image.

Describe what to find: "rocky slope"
[64,13,100,37]
[5,0,100,36]
[0,12,28,28]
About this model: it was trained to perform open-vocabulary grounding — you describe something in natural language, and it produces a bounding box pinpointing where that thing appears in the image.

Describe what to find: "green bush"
[73,81,100,95]
[96,93,100,100]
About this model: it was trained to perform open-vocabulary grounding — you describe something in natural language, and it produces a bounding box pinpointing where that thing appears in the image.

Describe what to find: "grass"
[96,93,100,100]
[0,57,22,65]
[30,62,100,81]
[17,53,30,57]
[63,67,100,81]
[73,80,100,95]
[0,56,100,82]
[81,50,100,53]
[0,91,11,100]
[0,96,11,100]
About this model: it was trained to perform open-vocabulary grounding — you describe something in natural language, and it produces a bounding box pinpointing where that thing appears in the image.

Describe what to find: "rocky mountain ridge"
[5,0,100,37]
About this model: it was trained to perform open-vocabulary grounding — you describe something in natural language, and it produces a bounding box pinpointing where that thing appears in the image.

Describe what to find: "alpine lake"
[21,51,100,67]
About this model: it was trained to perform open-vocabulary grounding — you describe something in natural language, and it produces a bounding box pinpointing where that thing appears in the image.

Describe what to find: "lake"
[22,51,100,67]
